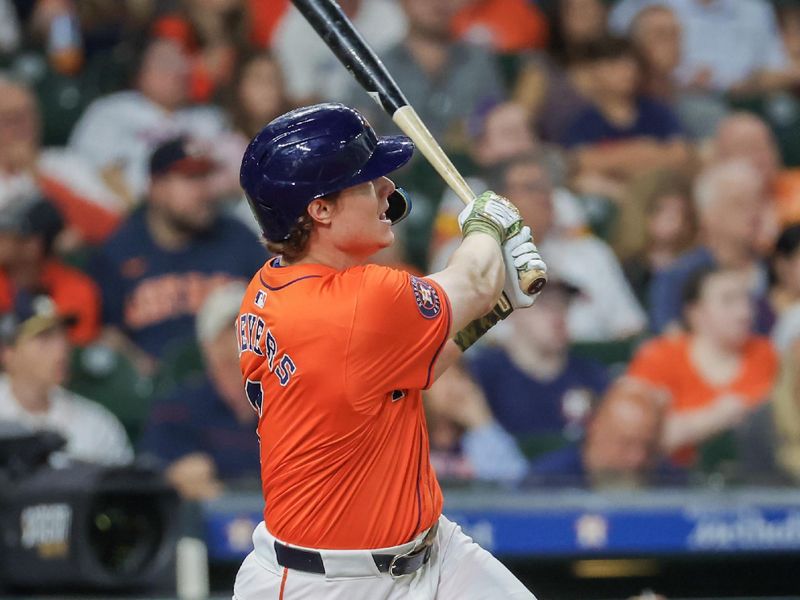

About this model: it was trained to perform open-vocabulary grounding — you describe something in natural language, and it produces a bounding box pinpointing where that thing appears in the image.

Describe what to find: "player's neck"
[291,243,369,271]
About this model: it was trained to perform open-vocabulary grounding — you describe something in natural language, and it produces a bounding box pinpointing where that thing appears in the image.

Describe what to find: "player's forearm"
[428,231,504,333]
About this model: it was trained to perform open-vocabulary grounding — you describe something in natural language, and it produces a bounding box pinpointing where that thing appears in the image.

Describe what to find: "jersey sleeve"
[344,265,451,400]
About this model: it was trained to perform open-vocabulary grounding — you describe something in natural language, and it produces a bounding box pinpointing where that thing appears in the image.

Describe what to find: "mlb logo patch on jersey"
[254,290,267,308]
[410,276,441,319]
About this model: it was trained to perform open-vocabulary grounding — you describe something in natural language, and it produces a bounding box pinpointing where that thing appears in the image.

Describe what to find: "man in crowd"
[68,38,230,200]
[649,160,767,332]
[274,0,407,105]
[469,279,610,456]
[0,196,101,345]
[91,136,266,364]
[530,378,678,488]
[0,76,125,245]
[345,0,505,147]
[425,360,529,484]
[491,153,647,341]
[611,0,798,96]
[139,283,260,500]
[0,292,132,466]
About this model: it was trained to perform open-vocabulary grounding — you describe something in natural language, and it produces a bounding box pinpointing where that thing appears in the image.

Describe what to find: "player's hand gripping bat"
[291,0,547,298]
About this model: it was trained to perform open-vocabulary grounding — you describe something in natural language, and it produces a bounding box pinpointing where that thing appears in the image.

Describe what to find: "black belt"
[274,522,438,578]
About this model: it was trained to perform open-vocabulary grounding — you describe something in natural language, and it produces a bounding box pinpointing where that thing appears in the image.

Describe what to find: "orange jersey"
[239,258,451,550]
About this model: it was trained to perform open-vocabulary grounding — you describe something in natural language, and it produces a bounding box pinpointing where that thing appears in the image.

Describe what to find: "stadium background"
[1,0,800,598]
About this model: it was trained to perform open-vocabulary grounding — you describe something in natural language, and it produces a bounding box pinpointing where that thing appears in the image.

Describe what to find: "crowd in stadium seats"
[1,0,800,499]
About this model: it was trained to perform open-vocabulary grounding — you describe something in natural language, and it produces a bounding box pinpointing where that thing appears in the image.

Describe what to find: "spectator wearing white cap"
[0,292,132,466]
[138,282,260,500]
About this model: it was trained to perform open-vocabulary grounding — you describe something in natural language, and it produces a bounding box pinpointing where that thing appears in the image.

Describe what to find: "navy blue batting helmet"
[240,103,414,242]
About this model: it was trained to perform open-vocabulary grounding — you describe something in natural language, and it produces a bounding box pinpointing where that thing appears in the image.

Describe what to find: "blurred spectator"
[0,196,100,345]
[139,283,259,500]
[514,0,607,144]
[152,0,260,103]
[425,360,528,484]
[90,137,266,364]
[564,36,692,202]
[769,224,800,321]
[628,3,728,139]
[499,153,646,341]
[649,160,767,333]
[68,37,229,200]
[0,292,132,466]
[274,0,407,106]
[344,0,504,148]
[611,0,799,95]
[712,112,800,233]
[0,75,126,245]
[434,153,645,340]
[225,49,288,141]
[772,338,800,483]
[469,279,610,455]
[778,1,800,72]
[218,49,288,228]
[452,0,548,52]
[0,0,20,56]
[612,170,697,306]
[530,378,679,488]
[628,266,779,465]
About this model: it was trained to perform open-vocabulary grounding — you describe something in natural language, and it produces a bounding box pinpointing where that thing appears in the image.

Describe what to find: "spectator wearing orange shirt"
[628,266,779,464]
[452,0,548,52]
[0,196,101,345]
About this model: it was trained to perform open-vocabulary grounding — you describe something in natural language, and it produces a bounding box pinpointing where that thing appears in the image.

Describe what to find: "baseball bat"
[291,0,547,296]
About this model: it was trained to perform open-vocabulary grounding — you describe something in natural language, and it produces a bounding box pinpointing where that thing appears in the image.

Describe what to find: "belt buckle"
[388,546,415,579]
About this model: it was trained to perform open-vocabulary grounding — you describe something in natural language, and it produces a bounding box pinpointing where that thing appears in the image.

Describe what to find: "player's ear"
[307,197,336,226]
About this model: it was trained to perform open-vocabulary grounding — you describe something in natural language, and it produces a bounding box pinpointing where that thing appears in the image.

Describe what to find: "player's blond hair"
[266,192,340,263]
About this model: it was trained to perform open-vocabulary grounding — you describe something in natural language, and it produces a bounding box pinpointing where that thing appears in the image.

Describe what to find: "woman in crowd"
[612,170,697,305]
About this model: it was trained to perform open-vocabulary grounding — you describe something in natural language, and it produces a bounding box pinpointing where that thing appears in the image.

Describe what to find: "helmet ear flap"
[386,188,411,225]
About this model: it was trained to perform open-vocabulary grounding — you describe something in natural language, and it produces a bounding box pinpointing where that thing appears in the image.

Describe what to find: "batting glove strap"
[503,226,547,310]
[458,190,523,244]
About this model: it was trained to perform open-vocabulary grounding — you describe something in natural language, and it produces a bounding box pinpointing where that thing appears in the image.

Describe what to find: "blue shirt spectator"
[564,96,683,149]
[92,137,266,359]
[139,282,260,500]
[467,280,610,456]
[139,375,259,481]
[470,346,610,443]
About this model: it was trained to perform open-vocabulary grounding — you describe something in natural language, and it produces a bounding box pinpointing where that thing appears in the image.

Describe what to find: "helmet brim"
[348,135,414,188]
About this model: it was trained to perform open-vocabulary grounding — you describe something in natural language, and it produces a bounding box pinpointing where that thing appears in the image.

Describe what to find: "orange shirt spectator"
[628,334,777,414]
[452,0,548,52]
[774,169,800,226]
[0,261,101,346]
[627,267,779,465]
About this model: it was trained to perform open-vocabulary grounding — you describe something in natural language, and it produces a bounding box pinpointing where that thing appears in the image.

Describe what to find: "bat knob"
[521,269,547,296]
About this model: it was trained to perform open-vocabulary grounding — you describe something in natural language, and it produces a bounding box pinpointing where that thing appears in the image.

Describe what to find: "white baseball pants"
[232,515,535,600]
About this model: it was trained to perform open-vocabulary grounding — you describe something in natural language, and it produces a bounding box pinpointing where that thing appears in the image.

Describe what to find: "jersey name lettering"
[240,314,297,387]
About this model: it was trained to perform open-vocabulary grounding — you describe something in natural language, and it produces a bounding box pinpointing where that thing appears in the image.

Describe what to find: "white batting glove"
[458,190,523,242]
[502,226,547,309]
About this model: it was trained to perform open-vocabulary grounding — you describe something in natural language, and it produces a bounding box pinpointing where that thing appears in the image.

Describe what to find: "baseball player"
[234,102,546,599]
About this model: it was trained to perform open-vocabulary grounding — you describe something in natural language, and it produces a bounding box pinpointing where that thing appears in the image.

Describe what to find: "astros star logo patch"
[410,276,441,319]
